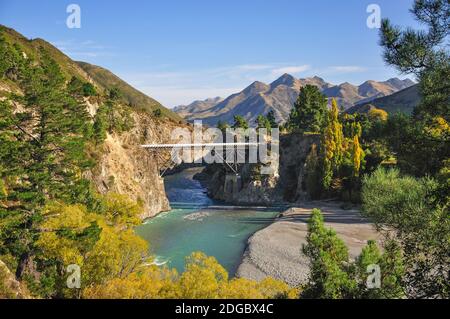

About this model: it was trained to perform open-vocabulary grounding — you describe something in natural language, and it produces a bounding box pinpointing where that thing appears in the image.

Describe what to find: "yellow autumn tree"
[368,108,388,122]
[36,194,150,298]
[177,252,228,298]
[102,193,143,227]
[352,135,362,177]
[221,277,299,299]
[83,251,299,299]
[82,266,179,299]
[321,99,344,189]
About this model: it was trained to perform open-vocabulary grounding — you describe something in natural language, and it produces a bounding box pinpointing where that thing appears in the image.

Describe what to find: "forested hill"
[0,24,182,122]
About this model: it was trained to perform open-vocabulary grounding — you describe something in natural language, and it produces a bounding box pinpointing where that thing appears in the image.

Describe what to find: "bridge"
[141,142,260,177]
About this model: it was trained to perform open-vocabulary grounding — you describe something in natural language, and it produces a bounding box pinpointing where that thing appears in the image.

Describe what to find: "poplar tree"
[321,99,344,189]
[352,135,362,177]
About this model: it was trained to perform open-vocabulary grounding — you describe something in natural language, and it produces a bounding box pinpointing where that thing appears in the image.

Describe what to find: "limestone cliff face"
[201,164,281,205]
[87,112,187,219]
[199,133,319,205]
[278,133,320,202]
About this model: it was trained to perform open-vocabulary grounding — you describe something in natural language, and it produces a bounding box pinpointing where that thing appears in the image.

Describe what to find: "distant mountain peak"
[271,73,297,87]
[243,81,270,94]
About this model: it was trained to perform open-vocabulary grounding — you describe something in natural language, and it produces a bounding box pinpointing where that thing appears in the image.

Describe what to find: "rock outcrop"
[198,133,319,205]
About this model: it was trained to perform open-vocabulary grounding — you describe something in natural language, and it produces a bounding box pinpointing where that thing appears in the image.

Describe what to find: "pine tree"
[232,115,249,130]
[380,0,449,121]
[266,110,278,128]
[0,47,93,280]
[287,85,327,133]
[256,114,271,131]
[301,209,356,298]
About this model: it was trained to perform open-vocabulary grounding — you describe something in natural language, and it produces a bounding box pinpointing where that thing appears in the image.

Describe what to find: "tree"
[368,108,388,122]
[256,114,271,131]
[355,240,405,299]
[302,209,406,299]
[108,87,122,100]
[0,49,94,282]
[352,135,362,177]
[287,85,327,133]
[266,110,278,128]
[384,112,449,177]
[362,168,449,298]
[380,0,450,175]
[232,115,249,130]
[217,120,229,133]
[35,194,147,298]
[301,209,356,298]
[68,77,97,97]
[93,110,107,144]
[177,252,228,298]
[82,251,298,299]
[100,94,134,134]
[320,99,344,189]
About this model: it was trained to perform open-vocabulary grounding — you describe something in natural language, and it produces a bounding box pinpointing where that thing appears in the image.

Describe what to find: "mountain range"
[174,74,416,126]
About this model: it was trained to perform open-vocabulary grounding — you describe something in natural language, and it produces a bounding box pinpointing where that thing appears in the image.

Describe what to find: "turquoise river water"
[135,167,283,276]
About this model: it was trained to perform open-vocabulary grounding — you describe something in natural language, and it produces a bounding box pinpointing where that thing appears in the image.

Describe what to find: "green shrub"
[362,168,449,298]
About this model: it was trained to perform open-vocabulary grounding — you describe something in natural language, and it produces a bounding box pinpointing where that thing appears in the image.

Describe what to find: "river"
[135,167,282,276]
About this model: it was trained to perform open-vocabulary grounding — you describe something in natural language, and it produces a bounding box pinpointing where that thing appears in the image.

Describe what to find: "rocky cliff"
[86,111,186,219]
[198,133,320,205]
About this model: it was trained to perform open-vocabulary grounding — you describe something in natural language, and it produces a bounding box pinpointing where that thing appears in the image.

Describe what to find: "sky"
[0,0,420,107]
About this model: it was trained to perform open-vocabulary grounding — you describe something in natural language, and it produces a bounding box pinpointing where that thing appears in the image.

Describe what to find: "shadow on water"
[136,167,282,276]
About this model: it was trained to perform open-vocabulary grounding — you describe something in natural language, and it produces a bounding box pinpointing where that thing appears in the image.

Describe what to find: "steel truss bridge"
[141,142,260,177]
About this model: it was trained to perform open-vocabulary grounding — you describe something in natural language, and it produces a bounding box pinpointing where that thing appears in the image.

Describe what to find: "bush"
[82,83,97,97]
[153,108,162,118]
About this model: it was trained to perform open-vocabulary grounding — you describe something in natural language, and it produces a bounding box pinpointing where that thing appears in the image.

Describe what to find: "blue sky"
[0,0,419,107]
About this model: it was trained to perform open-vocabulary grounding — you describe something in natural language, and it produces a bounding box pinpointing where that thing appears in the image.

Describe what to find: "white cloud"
[271,65,311,76]
[51,39,113,58]
[328,66,367,73]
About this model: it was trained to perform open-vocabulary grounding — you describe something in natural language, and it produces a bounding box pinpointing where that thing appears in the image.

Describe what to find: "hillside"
[77,61,182,121]
[347,84,420,115]
[174,73,415,126]
[0,24,181,122]
[173,96,223,118]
